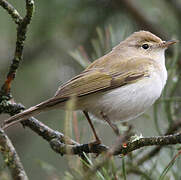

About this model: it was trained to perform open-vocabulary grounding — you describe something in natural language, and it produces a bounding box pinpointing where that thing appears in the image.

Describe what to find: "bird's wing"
[1,57,155,130]
[54,57,155,99]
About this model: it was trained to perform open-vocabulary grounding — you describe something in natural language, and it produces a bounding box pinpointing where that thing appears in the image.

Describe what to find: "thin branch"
[50,138,108,156]
[50,132,181,156]
[22,117,79,146]
[24,0,34,25]
[76,132,181,179]
[0,101,79,143]
[0,1,34,179]
[0,0,22,24]
[1,101,181,158]
[0,102,107,156]
[0,128,28,180]
[22,113,181,158]
[136,118,181,166]
[1,100,181,179]
[0,0,34,98]
[114,133,181,155]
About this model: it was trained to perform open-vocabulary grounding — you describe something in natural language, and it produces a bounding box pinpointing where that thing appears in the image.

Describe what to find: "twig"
[0,0,34,98]
[0,102,79,145]
[50,139,108,156]
[0,102,107,155]
[0,128,28,180]
[1,101,181,180]
[113,133,181,155]
[22,117,79,146]
[77,132,181,179]
[0,1,34,179]
[2,101,181,158]
[0,0,22,24]
[51,132,181,156]
[136,118,181,166]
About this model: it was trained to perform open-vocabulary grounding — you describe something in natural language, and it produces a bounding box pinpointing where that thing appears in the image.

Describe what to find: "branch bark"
[0,0,34,99]
[0,128,28,180]
[0,0,22,24]
[0,1,34,179]
[1,101,181,159]
[49,131,181,156]
[136,118,181,165]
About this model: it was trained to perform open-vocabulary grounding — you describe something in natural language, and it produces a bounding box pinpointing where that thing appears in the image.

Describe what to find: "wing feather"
[55,69,112,98]
[55,57,154,99]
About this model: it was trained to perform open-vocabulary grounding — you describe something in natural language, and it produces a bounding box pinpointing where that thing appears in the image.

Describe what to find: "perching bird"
[2,31,177,144]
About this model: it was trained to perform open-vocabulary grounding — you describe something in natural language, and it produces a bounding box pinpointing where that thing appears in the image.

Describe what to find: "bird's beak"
[160,40,178,49]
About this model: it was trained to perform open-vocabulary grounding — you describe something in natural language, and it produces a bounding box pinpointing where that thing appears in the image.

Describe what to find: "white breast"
[80,70,166,123]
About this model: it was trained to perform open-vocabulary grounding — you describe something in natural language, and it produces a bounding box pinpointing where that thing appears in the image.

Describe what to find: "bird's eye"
[142,44,149,49]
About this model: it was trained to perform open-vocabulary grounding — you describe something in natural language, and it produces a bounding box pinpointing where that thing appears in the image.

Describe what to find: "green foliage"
[62,153,124,180]
[69,26,116,68]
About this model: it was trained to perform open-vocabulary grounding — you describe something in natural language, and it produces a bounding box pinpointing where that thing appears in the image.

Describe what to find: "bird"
[2,31,177,144]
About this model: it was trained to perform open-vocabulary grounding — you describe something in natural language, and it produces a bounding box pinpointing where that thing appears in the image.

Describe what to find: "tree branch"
[22,116,79,146]
[136,118,181,165]
[0,0,34,99]
[0,1,34,179]
[114,133,181,155]
[1,101,181,158]
[48,131,181,156]
[0,0,22,24]
[50,138,108,156]
[0,102,108,156]
[0,128,28,180]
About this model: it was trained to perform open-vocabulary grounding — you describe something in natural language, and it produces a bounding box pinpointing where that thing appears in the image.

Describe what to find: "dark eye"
[142,44,149,49]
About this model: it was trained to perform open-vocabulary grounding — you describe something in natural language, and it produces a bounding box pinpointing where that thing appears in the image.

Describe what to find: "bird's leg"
[100,111,120,136]
[83,111,101,144]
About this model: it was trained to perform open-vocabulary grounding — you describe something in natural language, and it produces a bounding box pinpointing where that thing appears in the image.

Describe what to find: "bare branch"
[48,132,181,156]
[50,138,108,156]
[1,101,181,158]
[136,118,181,165]
[113,133,181,155]
[23,0,34,28]
[0,0,34,98]
[0,128,28,180]
[22,117,79,146]
[0,1,34,179]
[0,0,22,24]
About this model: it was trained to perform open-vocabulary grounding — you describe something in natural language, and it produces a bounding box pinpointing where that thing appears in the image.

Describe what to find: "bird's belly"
[79,75,163,122]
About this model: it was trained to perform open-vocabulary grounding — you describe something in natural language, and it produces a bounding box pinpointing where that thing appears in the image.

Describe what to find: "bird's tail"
[2,97,66,129]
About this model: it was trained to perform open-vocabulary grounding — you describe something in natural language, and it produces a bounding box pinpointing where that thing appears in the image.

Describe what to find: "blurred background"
[0,0,181,179]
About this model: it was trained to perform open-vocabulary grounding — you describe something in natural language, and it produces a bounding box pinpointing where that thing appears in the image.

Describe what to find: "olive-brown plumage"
[2,31,177,141]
